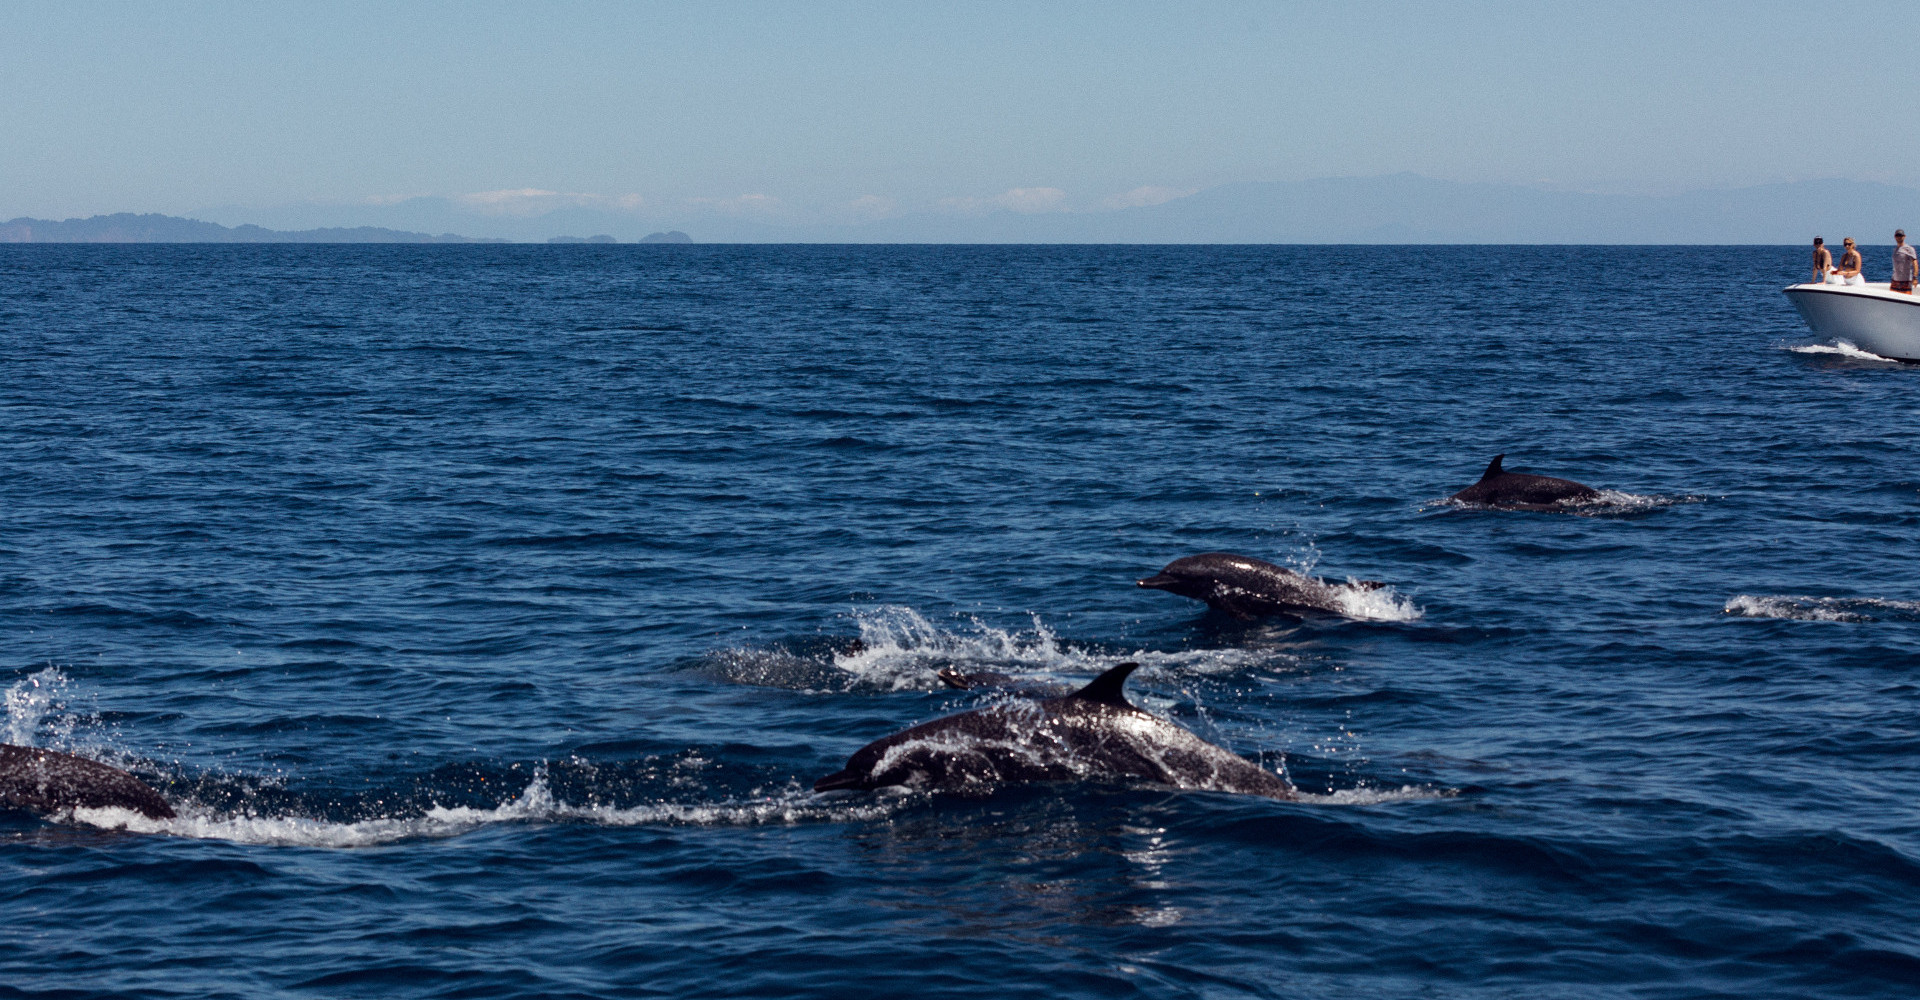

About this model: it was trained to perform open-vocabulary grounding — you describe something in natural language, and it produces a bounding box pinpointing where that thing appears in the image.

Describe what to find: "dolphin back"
[1451,454,1601,509]
[813,662,1295,799]
[0,744,176,820]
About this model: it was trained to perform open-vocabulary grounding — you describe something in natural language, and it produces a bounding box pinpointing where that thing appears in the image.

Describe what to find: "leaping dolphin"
[0,744,176,821]
[814,662,1295,799]
[1136,552,1382,620]
[1448,454,1601,511]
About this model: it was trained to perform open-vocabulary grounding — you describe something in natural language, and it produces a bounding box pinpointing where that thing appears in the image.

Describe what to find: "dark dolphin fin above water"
[813,661,1295,799]
[1448,453,1602,511]
[1068,660,1138,707]
[0,744,176,821]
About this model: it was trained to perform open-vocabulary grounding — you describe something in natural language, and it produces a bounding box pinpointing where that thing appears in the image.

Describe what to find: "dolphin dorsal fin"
[1069,662,1139,708]
[1480,454,1505,480]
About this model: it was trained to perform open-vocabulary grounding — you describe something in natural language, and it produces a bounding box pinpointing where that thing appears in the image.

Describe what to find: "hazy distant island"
[0,213,502,244]
[545,232,693,244]
[0,213,705,245]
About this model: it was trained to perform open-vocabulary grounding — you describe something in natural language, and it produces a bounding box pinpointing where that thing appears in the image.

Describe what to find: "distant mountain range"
[9,176,1920,244]
[0,213,501,243]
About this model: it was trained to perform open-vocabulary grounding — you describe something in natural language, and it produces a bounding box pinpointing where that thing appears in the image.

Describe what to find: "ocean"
[2,244,1916,998]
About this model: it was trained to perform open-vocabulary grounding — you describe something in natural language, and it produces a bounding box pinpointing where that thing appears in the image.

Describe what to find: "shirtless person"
[1893,230,1917,293]
[1832,237,1863,284]
[1813,237,1832,283]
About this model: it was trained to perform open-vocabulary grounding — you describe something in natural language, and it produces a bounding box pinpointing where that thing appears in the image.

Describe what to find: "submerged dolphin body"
[0,744,176,821]
[935,668,1069,697]
[1449,454,1601,511]
[1136,552,1382,620]
[814,662,1295,799]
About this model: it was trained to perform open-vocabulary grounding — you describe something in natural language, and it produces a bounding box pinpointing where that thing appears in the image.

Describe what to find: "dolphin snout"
[1137,573,1178,589]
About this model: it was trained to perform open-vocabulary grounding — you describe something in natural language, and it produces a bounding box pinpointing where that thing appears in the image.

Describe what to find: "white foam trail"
[829,606,1295,690]
[1432,490,1705,516]
[67,770,905,847]
[1789,341,1899,363]
[1582,489,1703,513]
[1723,594,1920,623]
[1299,785,1450,805]
[65,772,1442,843]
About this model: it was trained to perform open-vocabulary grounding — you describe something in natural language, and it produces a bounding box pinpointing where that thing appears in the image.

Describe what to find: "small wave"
[66,771,905,847]
[1789,341,1901,363]
[1724,594,1920,623]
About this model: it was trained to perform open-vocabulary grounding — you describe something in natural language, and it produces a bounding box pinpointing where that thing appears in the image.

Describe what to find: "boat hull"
[1783,283,1920,362]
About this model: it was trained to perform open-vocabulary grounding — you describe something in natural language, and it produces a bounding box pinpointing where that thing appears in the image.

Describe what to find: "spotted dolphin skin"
[814,662,1295,799]
[1136,552,1382,620]
[1449,454,1601,511]
[0,744,176,821]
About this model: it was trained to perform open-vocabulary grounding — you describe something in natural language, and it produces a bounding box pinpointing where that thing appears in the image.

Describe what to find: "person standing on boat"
[1813,237,1832,283]
[1830,238,1864,285]
[1893,230,1917,294]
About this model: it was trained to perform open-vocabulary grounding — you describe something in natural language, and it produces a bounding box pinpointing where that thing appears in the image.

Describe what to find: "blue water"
[3,244,1917,998]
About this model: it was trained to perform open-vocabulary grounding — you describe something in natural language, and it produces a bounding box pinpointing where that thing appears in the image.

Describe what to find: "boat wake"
[1724,594,1920,623]
[1787,341,1901,363]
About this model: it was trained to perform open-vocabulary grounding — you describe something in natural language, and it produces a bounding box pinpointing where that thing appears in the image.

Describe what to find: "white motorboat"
[1782,280,1920,361]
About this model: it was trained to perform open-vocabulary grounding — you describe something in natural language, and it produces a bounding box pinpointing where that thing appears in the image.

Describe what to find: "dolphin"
[814,662,1295,799]
[1449,454,1601,511]
[0,744,176,821]
[1136,552,1382,620]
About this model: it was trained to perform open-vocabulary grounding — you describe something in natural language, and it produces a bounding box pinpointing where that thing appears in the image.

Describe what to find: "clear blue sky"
[2,1,1908,223]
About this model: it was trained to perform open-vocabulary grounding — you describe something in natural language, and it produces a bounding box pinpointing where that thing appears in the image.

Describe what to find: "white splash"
[1328,579,1423,622]
[1789,341,1900,363]
[4,668,74,748]
[829,606,1293,690]
[1724,594,1920,623]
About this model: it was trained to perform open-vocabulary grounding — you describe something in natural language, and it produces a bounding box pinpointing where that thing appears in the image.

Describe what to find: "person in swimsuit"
[1831,238,1864,285]
[1813,237,1832,283]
